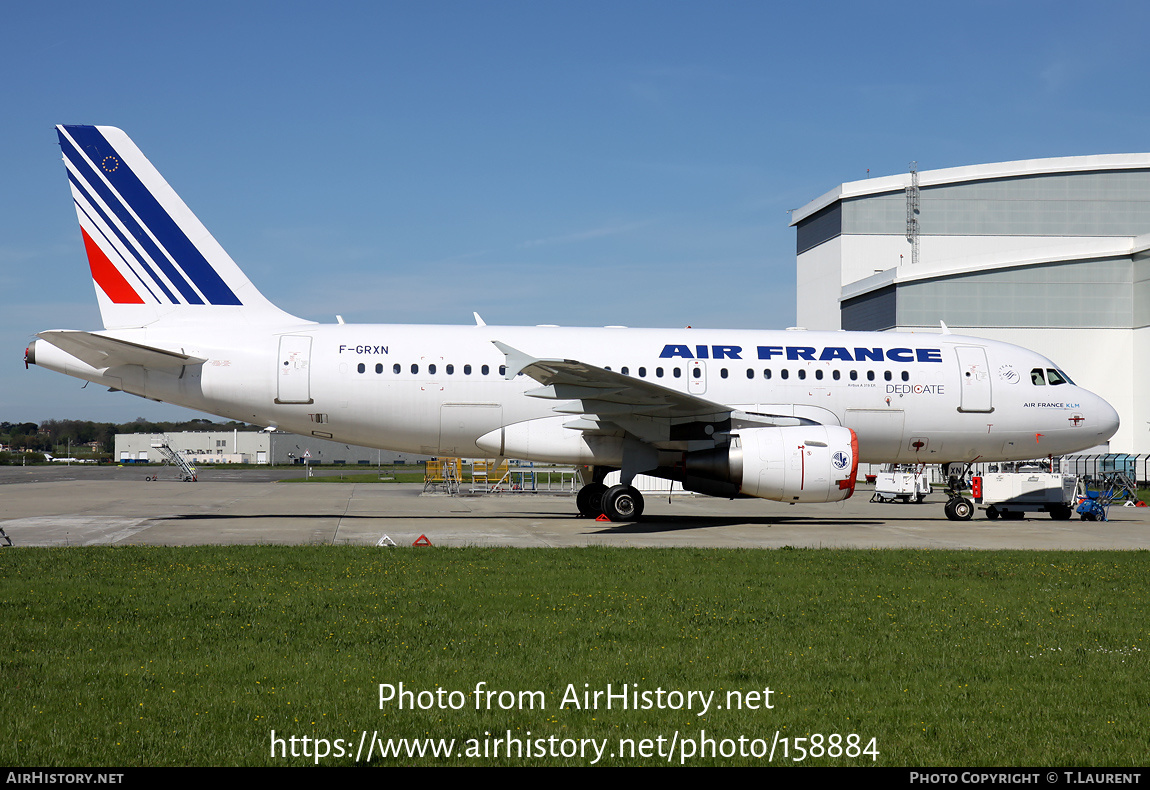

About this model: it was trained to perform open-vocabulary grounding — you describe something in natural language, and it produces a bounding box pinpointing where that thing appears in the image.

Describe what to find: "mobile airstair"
[149,437,198,482]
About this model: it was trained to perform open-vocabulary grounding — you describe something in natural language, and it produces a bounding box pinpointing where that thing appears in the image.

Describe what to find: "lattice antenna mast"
[905,161,920,265]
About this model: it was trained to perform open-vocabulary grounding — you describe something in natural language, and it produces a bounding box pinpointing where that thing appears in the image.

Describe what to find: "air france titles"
[658,344,943,363]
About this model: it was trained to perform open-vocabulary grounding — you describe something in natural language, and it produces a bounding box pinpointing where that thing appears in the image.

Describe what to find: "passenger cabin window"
[357,363,365,373]
[692,367,701,379]
[446,364,454,375]
[464,364,472,375]
[638,367,647,377]
[393,363,401,374]
[482,364,490,375]
[746,368,755,379]
[375,363,383,374]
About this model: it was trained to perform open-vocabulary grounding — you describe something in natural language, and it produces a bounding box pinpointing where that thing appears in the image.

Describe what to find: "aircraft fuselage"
[29,323,1118,465]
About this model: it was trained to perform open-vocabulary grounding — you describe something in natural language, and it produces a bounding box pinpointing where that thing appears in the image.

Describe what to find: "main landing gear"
[576,482,645,522]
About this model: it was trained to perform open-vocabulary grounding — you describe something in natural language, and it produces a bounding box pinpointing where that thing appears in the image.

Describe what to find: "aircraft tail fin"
[55,125,306,330]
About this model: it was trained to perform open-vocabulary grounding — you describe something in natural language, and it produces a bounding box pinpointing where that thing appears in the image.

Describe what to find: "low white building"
[114,430,423,465]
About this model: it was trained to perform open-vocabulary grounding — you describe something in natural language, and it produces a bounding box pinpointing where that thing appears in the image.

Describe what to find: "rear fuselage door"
[276,335,313,404]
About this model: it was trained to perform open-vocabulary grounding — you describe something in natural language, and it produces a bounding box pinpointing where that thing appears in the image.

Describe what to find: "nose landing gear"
[942,462,975,521]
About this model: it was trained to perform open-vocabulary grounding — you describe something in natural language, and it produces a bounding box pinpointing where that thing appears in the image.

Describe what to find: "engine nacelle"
[732,425,858,503]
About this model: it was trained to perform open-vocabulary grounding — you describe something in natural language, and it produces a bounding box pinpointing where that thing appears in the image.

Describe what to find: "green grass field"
[3,547,1147,766]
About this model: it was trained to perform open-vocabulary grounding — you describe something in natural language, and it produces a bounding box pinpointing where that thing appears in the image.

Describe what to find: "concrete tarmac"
[1,466,1148,549]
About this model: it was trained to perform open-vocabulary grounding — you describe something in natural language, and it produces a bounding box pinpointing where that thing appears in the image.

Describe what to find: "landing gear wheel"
[601,484,644,522]
[945,497,973,521]
[952,498,973,520]
[576,483,607,518]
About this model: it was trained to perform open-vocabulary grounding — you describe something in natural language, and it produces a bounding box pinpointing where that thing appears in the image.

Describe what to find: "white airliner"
[27,125,1120,522]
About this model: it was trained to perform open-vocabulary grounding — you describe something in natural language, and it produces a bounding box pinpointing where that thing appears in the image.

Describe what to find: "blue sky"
[6,0,1150,422]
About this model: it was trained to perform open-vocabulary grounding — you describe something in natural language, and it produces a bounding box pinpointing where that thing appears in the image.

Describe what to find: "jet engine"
[670,425,858,503]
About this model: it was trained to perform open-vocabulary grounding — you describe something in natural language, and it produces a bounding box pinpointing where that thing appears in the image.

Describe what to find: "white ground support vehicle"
[972,472,1077,520]
[871,465,931,503]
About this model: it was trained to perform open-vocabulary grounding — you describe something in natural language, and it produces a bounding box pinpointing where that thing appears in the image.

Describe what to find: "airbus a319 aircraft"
[27,126,1120,522]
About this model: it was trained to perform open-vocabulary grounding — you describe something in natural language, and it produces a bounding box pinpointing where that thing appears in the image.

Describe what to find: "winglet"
[473,312,487,327]
[940,320,951,335]
[491,341,534,379]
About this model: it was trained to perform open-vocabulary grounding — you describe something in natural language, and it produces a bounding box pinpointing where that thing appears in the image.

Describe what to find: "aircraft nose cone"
[1095,394,1120,442]
[1078,388,1120,446]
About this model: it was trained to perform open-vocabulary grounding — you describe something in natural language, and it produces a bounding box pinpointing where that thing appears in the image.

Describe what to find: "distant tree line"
[0,418,260,462]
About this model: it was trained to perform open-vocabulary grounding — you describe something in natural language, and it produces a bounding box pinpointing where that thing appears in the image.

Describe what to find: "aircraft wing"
[495,341,727,417]
[493,341,808,447]
[37,330,206,371]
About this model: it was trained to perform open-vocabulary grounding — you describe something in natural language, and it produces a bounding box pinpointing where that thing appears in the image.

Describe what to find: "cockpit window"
[1047,368,1072,385]
[1031,368,1046,385]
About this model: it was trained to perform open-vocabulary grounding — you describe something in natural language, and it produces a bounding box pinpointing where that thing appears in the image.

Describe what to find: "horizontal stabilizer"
[37,330,206,370]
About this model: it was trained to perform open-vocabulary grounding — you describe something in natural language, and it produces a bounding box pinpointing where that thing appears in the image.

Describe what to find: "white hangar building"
[790,154,1150,454]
